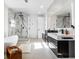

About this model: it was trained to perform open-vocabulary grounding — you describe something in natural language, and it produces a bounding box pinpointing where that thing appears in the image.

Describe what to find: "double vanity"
[42,30,75,58]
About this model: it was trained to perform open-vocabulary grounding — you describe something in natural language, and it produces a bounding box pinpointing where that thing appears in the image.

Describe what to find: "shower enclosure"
[8,9,45,39]
[15,12,28,38]
[8,10,28,40]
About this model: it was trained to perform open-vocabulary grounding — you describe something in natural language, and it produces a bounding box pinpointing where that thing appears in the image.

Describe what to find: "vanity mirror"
[56,13,71,28]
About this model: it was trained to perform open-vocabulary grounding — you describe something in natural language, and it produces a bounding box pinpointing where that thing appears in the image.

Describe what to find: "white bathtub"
[4,35,18,52]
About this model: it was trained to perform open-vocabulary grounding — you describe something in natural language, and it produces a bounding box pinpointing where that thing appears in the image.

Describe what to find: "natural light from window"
[34,42,43,49]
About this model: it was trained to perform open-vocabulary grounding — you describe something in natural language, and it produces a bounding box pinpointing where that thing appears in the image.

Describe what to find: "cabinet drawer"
[58,41,69,57]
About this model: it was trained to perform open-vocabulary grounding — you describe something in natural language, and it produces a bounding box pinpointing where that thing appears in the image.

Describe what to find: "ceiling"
[47,0,74,15]
[5,0,54,15]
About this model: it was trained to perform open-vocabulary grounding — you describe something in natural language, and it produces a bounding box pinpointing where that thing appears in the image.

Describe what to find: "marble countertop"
[47,33,75,41]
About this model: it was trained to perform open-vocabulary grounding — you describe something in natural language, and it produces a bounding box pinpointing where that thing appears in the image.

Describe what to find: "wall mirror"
[56,13,71,28]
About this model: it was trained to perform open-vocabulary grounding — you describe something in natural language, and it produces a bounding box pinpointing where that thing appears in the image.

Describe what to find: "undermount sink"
[62,37,73,39]
[47,30,58,33]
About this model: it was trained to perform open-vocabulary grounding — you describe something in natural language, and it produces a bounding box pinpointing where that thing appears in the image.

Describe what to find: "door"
[28,15,38,38]
[28,15,45,39]
[37,16,45,39]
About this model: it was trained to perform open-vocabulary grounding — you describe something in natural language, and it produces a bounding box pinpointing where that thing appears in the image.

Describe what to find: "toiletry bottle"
[65,29,69,35]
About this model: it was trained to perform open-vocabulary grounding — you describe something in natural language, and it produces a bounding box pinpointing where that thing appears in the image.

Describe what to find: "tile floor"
[17,38,75,59]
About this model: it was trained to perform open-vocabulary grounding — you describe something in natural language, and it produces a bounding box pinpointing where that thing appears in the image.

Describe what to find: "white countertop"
[48,33,57,39]
[47,33,75,41]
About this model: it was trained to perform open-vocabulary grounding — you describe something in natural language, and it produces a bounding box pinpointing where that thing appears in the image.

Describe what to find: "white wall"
[37,16,45,38]
[28,15,45,39]
[4,5,8,37]
[45,14,48,30]
[47,15,57,30]
[28,15,38,38]
[71,0,75,26]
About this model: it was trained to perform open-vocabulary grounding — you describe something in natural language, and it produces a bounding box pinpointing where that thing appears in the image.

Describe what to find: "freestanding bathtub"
[4,35,18,52]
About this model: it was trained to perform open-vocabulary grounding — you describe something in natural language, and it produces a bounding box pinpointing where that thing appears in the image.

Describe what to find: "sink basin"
[47,30,58,33]
[62,37,73,39]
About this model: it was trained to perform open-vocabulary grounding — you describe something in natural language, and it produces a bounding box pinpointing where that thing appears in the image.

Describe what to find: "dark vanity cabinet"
[42,34,75,58]
[58,40,75,58]
[57,41,69,57]
[47,36,57,56]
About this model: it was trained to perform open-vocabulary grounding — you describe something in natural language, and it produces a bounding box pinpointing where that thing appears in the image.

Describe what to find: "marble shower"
[8,9,28,39]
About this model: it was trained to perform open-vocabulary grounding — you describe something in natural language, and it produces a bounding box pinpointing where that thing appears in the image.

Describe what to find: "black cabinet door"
[58,41,75,58]
[58,41,69,58]
[69,41,75,57]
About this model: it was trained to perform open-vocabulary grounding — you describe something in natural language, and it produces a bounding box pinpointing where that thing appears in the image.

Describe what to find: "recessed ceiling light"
[40,5,44,8]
